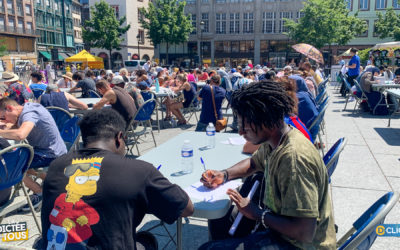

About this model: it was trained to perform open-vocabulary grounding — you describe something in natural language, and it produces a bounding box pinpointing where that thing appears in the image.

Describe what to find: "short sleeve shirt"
[18,103,67,157]
[41,149,189,250]
[76,78,96,98]
[251,128,336,249]
[348,55,360,76]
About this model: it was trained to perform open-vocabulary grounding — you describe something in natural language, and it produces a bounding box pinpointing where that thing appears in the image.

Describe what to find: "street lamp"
[199,21,205,68]
[136,34,141,59]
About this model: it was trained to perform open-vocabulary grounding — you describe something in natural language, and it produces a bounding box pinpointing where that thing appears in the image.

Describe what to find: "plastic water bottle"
[206,123,216,149]
[155,78,160,93]
[181,140,194,174]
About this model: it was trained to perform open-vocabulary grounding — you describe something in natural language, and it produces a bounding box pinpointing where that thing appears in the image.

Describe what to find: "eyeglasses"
[74,175,100,184]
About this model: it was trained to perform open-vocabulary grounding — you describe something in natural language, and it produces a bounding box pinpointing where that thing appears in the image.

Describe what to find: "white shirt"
[143,63,151,72]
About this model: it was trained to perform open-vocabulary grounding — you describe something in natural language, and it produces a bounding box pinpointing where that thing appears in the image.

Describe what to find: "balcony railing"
[7,26,16,33]
[16,27,24,33]
[17,9,23,16]
[25,29,35,35]
[7,8,14,14]
[0,26,5,32]
[0,6,5,13]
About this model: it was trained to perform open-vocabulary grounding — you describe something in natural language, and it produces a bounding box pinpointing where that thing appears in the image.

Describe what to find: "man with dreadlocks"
[199,81,336,249]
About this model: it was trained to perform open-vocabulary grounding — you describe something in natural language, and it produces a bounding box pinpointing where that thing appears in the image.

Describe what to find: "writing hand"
[200,170,224,188]
[227,188,262,221]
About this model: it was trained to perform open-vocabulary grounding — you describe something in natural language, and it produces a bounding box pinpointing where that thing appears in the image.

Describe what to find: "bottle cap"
[184,140,190,144]
[209,123,213,126]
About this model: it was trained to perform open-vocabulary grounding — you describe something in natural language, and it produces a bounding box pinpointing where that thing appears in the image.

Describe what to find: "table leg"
[176,217,182,250]
[373,90,384,115]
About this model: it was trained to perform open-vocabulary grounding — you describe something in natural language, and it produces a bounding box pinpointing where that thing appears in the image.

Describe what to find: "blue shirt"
[199,85,226,124]
[348,55,360,76]
[18,103,67,158]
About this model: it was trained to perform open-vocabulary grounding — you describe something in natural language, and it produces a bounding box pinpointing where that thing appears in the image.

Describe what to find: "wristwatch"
[222,170,229,183]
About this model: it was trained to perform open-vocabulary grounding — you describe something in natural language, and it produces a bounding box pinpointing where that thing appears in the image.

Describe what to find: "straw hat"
[0,72,19,83]
[62,72,73,81]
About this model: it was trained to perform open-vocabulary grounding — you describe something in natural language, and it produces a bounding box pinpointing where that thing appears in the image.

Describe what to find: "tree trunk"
[166,42,169,66]
[109,49,112,70]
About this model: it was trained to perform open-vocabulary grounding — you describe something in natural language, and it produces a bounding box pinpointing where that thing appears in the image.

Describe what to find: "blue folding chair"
[323,137,347,182]
[30,83,47,99]
[308,104,329,155]
[0,144,41,233]
[125,98,157,156]
[61,116,81,153]
[315,88,327,104]
[46,106,73,133]
[141,91,155,101]
[337,192,399,250]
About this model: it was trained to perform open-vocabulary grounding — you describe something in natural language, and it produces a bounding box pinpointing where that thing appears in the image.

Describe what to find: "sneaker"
[21,194,42,212]
[348,97,355,102]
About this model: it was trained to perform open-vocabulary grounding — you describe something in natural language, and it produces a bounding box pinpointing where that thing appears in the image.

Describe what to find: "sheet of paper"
[184,180,242,202]
[220,137,246,146]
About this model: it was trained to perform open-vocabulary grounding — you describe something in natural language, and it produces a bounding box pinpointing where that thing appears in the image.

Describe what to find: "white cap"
[184,140,190,144]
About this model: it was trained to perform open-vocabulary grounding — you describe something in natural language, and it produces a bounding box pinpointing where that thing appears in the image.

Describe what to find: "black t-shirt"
[76,78,96,98]
[41,148,189,250]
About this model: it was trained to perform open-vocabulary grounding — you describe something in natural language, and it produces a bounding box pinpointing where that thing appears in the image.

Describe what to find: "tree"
[285,0,366,49]
[82,0,130,69]
[139,0,193,64]
[0,39,7,57]
[375,8,400,41]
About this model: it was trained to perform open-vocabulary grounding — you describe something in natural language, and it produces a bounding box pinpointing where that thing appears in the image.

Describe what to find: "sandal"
[177,120,187,126]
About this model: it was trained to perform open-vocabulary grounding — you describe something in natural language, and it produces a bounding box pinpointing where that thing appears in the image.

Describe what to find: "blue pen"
[200,157,206,171]
[157,164,162,170]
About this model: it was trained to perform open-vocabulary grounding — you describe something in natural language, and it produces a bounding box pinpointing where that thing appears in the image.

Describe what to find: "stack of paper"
[184,180,242,202]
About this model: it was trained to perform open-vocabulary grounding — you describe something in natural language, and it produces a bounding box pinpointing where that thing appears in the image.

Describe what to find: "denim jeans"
[29,154,56,169]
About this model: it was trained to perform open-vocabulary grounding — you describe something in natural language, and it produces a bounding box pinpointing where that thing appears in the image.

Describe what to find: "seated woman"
[243,78,313,154]
[359,67,390,115]
[166,74,198,125]
[136,69,151,88]
[195,75,226,132]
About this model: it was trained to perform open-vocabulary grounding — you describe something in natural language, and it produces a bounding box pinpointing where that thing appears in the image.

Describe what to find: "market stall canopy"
[372,41,400,50]
[292,43,324,64]
[65,50,104,69]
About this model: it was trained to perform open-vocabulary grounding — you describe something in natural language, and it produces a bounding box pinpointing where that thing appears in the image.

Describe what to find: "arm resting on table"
[0,121,34,141]
[65,92,88,110]
[180,199,194,217]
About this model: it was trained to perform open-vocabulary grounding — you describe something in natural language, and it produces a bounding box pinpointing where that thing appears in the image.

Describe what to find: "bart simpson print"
[47,157,103,250]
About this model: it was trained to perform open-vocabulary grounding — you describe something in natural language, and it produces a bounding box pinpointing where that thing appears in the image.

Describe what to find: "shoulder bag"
[210,86,227,132]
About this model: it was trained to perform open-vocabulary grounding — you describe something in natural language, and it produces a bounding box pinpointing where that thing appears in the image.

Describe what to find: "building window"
[357,20,369,37]
[376,0,386,9]
[345,0,352,10]
[138,29,145,44]
[296,11,304,19]
[54,1,58,11]
[230,13,240,34]
[191,14,196,34]
[7,0,13,12]
[240,41,254,53]
[230,0,239,2]
[186,0,195,4]
[46,0,50,7]
[280,12,291,33]
[216,0,226,3]
[202,0,209,3]
[262,12,275,34]
[264,0,276,2]
[138,8,143,21]
[216,13,226,34]
[27,22,32,30]
[215,41,231,53]
[243,12,253,33]
[231,41,240,53]
[201,13,209,32]
[25,4,31,15]
[359,0,369,10]
[373,20,378,37]
[111,5,119,19]
[394,0,400,8]
[243,0,253,2]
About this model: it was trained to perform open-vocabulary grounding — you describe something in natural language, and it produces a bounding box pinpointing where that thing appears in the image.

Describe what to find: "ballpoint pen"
[157,164,162,170]
[200,157,206,171]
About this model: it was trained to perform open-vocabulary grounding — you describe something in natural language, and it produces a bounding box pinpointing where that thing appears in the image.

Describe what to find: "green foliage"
[376,8,400,41]
[358,48,371,64]
[139,0,193,62]
[82,0,130,67]
[0,39,7,57]
[285,0,367,49]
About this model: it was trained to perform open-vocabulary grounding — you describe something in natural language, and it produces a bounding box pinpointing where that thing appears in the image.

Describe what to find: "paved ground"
[1,84,400,249]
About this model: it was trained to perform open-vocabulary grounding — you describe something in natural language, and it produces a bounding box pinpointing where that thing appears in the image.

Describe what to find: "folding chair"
[337,192,399,250]
[317,78,329,95]
[125,99,157,156]
[182,92,201,123]
[0,144,41,234]
[60,116,81,153]
[46,106,73,133]
[343,77,363,112]
[323,137,347,183]
[88,89,101,98]
[315,88,327,105]
[308,104,329,155]
[353,79,369,112]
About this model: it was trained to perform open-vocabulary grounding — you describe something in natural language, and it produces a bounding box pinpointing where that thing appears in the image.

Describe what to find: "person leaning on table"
[199,81,336,249]
[40,109,194,249]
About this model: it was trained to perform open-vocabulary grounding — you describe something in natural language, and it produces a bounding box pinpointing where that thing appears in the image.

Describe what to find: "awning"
[59,53,70,60]
[38,51,51,60]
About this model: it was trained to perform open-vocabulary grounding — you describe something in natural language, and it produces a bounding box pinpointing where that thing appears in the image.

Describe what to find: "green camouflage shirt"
[251,127,336,250]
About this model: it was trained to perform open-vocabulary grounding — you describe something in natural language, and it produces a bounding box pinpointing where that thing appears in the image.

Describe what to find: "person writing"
[199,81,335,249]
[40,109,193,249]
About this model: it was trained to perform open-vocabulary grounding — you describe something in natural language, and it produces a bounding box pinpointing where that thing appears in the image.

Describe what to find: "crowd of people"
[0,56,352,250]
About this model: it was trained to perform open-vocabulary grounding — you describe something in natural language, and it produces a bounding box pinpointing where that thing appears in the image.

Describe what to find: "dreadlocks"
[231,80,295,132]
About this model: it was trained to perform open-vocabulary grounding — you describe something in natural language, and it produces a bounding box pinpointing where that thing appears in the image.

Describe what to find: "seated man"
[200,82,335,249]
[0,98,67,209]
[29,71,48,98]
[39,84,88,111]
[41,109,193,249]
[94,80,137,126]
[70,72,96,98]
